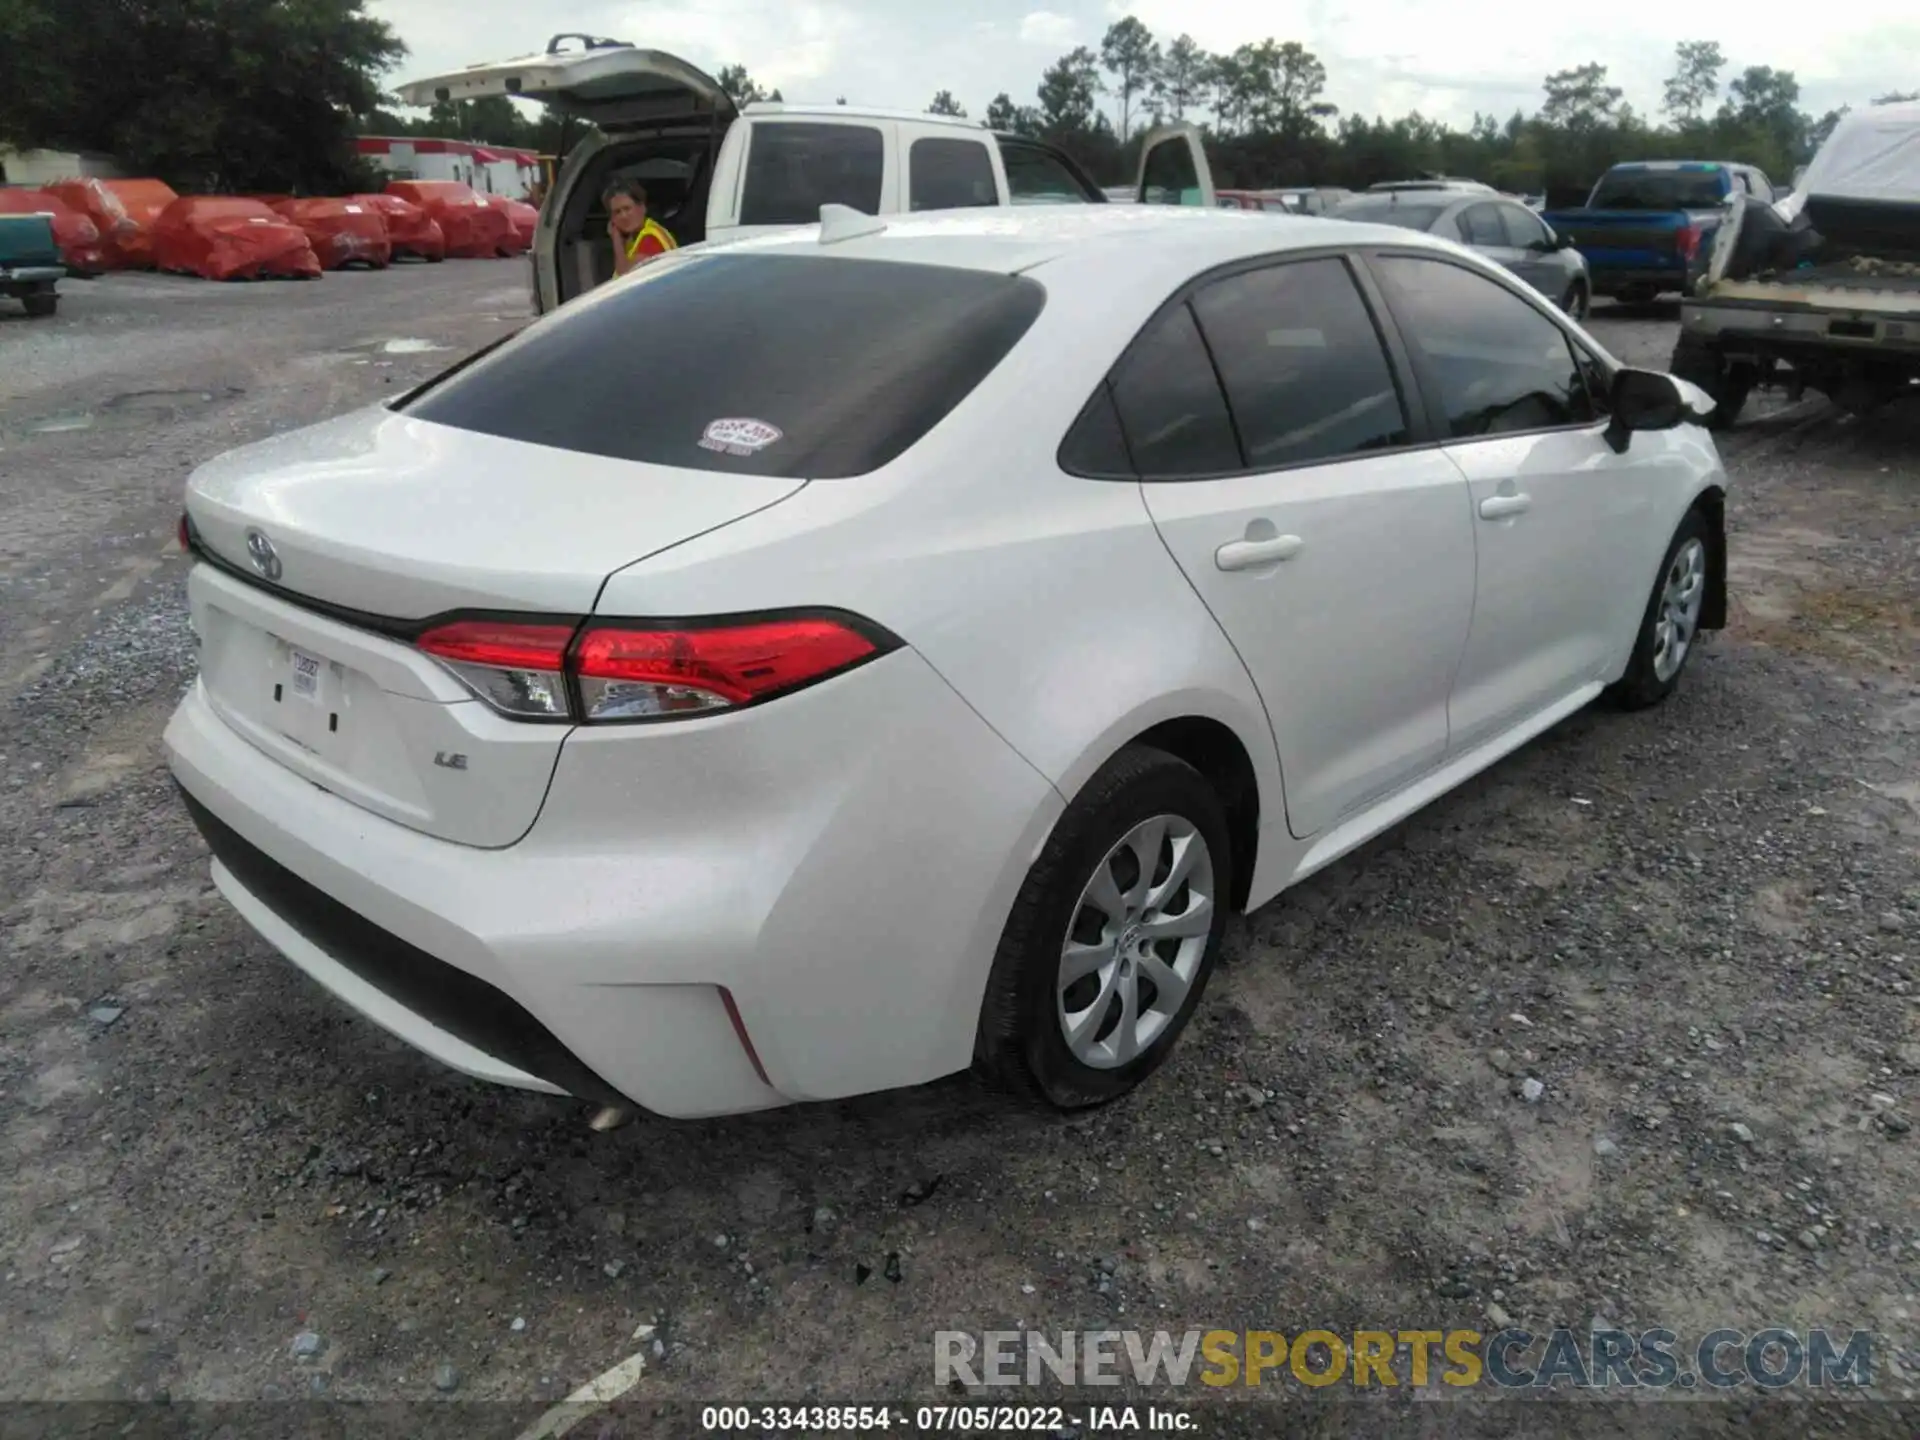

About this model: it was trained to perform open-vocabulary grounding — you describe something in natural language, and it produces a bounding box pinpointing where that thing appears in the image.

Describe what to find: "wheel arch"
[1052,699,1274,915]
[1692,484,1727,630]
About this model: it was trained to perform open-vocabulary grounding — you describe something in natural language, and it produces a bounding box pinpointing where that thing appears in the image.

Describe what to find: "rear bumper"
[1590,267,1694,296]
[0,265,63,285]
[1681,297,1920,359]
[165,644,1063,1119]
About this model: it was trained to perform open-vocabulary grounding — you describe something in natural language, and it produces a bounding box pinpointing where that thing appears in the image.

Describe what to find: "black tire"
[1607,508,1713,711]
[1668,338,1750,430]
[22,291,57,317]
[1560,279,1590,321]
[974,745,1233,1109]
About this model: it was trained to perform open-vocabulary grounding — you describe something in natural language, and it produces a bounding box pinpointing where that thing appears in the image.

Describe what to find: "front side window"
[1371,256,1596,438]
[403,254,1043,479]
[740,122,884,226]
[909,137,997,211]
[1189,258,1410,469]
[1460,204,1507,247]
[1107,304,1241,477]
[1500,204,1550,249]
[997,141,1092,203]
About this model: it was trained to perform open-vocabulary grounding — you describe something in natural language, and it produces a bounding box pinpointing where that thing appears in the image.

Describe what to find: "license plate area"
[273,636,344,739]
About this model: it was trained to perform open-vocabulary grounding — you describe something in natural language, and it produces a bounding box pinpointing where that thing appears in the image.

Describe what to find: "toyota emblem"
[245,528,283,582]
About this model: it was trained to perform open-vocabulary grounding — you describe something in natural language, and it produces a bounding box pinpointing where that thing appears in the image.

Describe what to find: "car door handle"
[1215,534,1305,570]
[1479,493,1532,520]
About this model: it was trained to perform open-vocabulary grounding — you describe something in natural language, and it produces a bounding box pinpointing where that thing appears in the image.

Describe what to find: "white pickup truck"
[398,34,1217,313]
[1673,99,1920,425]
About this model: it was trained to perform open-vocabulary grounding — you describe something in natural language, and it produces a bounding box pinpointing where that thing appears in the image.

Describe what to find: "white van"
[397,34,1216,313]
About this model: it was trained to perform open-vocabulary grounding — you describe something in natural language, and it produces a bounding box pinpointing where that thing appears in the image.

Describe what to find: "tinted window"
[1108,304,1242,477]
[1189,259,1409,469]
[1499,204,1550,249]
[1461,204,1506,247]
[1141,138,1203,206]
[404,254,1043,479]
[998,141,1091,203]
[1058,385,1134,477]
[1330,198,1446,231]
[1587,168,1726,210]
[740,123,884,226]
[910,137,996,211]
[1372,256,1596,438]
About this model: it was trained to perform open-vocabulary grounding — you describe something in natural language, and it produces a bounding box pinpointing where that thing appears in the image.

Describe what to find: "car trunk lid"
[183,404,804,847]
[394,36,735,132]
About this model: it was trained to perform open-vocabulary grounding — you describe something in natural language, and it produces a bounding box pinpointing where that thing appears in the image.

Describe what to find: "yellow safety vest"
[625,219,678,262]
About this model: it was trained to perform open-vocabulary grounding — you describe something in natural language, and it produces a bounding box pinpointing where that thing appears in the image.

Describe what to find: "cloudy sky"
[371,0,1917,130]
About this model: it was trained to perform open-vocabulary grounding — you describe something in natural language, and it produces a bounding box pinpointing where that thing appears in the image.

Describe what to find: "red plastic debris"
[43,178,179,268]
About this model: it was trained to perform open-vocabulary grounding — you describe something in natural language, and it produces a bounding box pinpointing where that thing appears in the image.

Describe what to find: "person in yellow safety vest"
[605,181,677,279]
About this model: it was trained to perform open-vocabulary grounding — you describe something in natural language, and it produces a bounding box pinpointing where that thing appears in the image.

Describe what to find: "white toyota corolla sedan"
[166,205,1728,1120]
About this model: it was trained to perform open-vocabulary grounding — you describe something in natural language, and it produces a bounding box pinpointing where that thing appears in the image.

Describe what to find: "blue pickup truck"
[1543,161,1777,304]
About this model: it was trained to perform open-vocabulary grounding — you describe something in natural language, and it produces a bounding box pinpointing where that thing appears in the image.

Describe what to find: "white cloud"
[373,0,1920,130]
[1017,10,1078,47]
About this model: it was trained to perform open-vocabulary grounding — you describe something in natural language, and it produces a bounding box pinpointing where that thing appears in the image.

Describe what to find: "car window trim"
[992,135,1106,203]
[1057,245,1439,483]
[1353,246,1617,448]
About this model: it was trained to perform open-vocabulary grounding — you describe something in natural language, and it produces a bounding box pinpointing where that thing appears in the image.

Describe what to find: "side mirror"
[1603,368,1687,453]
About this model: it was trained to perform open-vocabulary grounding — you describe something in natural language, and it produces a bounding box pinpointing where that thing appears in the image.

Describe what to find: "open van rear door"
[1133,123,1215,208]
[395,35,735,132]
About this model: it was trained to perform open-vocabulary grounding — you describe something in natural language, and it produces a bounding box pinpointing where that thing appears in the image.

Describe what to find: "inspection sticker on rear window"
[699,418,784,457]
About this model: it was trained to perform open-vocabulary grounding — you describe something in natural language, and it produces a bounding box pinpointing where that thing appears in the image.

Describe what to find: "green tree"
[0,0,403,193]
[928,90,967,118]
[1541,63,1623,133]
[983,91,1040,136]
[1152,34,1212,122]
[716,64,767,106]
[1241,40,1336,138]
[1036,46,1102,137]
[1099,16,1160,140]
[1662,41,1724,125]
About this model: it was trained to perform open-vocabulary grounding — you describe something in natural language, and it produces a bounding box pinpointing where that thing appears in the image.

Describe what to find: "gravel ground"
[1,273,1917,1436]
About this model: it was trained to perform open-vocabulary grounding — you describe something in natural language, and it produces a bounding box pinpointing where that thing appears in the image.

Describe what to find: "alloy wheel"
[1652,537,1707,682]
[1056,815,1215,1070]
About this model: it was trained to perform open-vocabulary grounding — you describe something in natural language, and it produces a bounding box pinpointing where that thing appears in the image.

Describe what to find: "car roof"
[705,204,1464,277]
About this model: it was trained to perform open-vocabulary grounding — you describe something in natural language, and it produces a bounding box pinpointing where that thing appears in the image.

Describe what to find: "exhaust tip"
[587,1104,632,1133]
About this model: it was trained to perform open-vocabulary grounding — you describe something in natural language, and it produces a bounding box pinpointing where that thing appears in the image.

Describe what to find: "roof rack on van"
[545,33,632,54]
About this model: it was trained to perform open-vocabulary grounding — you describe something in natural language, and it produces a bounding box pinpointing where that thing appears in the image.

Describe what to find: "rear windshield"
[1331,199,1445,231]
[402,254,1045,479]
[1587,169,1726,210]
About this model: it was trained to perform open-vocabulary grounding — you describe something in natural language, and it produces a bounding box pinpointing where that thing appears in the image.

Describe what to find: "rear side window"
[1108,304,1241,477]
[1190,258,1410,469]
[1141,138,1203,206]
[909,137,997,211]
[740,123,884,226]
[403,254,1043,479]
[1372,255,1596,438]
[998,141,1093,203]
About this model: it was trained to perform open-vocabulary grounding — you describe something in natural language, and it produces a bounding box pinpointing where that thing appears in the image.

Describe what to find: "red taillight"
[417,619,576,720]
[1676,224,1701,261]
[573,617,880,721]
[177,513,191,551]
[414,613,888,723]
